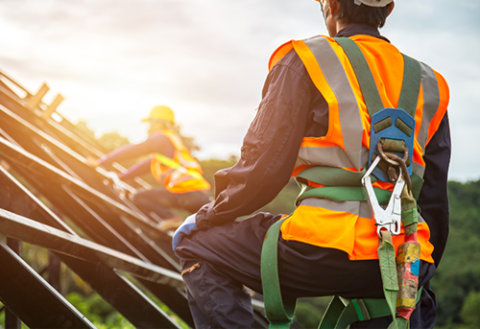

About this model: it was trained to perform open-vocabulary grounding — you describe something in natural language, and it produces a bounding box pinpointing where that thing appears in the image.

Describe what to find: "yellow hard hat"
[142,105,175,124]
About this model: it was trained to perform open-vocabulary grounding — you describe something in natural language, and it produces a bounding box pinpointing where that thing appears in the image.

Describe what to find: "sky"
[0,0,479,182]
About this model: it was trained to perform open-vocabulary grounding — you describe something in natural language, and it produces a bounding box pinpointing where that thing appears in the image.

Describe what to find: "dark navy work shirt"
[196,24,451,266]
[98,132,175,181]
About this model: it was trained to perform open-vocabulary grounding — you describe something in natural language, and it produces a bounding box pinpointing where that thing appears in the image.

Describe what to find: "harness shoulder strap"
[398,54,422,117]
[334,37,421,119]
[334,37,384,116]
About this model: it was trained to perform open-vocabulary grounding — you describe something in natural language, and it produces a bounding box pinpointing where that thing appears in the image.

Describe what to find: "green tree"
[432,180,480,326]
[66,292,134,329]
[74,120,96,140]
[294,297,331,328]
[460,291,480,327]
[97,132,130,153]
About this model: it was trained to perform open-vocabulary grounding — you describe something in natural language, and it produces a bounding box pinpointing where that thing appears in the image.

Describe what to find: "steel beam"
[0,72,31,97]
[0,90,150,190]
[25,83,49,111]
[0,99,176,258]
[0,240,96,329]
[0,166,74,234]
[5,238,22,329]
[0,73,268,327]
[0,136,179,268]
[42,93,64,119]
[0,168,194,328]
[48,251,62,292]
[59,254,183,329]
[0,135,157,231]
[0,168,190,327]
[4,162,178,270]
[0,207,183,288]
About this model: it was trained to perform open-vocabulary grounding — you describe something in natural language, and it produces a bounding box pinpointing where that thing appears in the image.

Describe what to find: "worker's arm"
[97,132,175,166]
[195,51,319,230]
[118,158,151,181]
[417,113,451,266]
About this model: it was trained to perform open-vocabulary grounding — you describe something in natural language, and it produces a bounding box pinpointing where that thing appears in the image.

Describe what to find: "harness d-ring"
[377,142,412,192]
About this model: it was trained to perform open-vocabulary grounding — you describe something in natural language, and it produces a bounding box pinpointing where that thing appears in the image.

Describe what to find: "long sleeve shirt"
[98,132,175,181]
[196,24,451,266]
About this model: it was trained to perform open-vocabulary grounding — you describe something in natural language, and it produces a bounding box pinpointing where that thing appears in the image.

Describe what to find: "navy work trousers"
[176,212,437,329]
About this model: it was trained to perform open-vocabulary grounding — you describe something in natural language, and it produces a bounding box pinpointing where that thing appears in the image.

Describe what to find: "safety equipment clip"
[362,155,405,237]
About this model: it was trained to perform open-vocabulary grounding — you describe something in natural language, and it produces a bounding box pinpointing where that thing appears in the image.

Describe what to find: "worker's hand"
[85,156,100,168]
[104,171,126,196]
[172,214,198,251]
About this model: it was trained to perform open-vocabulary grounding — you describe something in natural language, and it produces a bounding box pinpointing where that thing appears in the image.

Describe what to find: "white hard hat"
[353,0,393,7]
[315,0,393,8]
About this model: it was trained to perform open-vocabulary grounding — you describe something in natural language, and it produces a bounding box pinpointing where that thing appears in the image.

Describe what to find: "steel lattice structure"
[0,72,267,329]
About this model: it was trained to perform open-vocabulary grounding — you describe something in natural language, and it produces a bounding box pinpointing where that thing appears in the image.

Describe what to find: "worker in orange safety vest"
[91,105,211,231]
[173,0,450,328]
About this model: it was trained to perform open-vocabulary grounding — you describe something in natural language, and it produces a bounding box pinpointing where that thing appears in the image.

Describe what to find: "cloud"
[0,0,478,180]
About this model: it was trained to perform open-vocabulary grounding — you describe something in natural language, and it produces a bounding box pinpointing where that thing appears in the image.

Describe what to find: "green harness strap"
[296,165,372,187]
[398,55,422,118]
[334,37,421,118]
[261,217,296,329]
[334,38,384,117]
[318,287,422,329]
[378,230,400,329]
[295,167,424,204]
[298,185,391,204]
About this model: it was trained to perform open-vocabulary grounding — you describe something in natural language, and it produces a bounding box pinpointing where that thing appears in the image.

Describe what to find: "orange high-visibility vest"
[150,129,211,194]
[269,35,449,262]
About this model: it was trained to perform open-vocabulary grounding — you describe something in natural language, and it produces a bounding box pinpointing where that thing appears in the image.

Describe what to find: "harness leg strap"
[261,217,297,329]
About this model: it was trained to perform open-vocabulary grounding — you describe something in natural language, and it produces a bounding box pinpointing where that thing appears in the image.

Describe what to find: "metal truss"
[0,71,267,328]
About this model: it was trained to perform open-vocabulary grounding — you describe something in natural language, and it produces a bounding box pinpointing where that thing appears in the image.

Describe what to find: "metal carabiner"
[362,156,405,237]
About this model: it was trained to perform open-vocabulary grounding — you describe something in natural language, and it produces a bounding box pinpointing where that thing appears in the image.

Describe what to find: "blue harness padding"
[369,108,415,182]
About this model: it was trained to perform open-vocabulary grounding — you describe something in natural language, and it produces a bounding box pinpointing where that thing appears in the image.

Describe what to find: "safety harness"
[260,37,423,329]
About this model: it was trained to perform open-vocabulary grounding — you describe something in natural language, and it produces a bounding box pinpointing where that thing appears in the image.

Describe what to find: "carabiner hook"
[362,156,404,237]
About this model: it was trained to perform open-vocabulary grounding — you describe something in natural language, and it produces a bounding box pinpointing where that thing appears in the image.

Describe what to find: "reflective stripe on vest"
[269,35,449,262]
[296,36,365,171]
